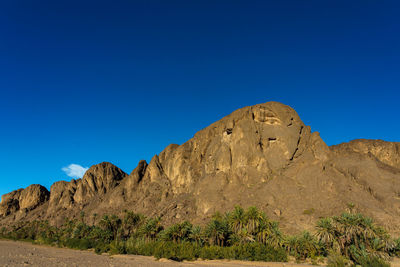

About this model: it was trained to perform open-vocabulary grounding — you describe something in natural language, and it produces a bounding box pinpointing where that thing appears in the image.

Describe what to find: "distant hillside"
[1,102,400,234]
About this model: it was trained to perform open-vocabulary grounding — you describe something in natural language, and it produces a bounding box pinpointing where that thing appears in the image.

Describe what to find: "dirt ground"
[0,240,318,267]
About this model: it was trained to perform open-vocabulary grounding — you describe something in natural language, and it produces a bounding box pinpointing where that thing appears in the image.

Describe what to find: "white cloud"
[62,164,89,178]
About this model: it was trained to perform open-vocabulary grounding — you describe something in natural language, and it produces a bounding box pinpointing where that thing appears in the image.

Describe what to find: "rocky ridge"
[1,102,399,234]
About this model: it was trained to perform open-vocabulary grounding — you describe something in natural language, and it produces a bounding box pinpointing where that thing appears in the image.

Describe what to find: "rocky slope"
[1,102,399,234]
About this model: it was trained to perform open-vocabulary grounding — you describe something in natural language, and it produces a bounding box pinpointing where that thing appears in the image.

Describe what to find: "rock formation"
[1,101,399,234]
[0,185,49,217]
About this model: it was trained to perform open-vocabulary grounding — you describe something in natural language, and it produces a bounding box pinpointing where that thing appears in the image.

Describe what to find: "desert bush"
[327,252,352,267]
[0,227,6,238]
[390,237,400,257]
[108,240,127,254]
[357,255,390,267]
[152,241,200,261]
[63,238,93,250]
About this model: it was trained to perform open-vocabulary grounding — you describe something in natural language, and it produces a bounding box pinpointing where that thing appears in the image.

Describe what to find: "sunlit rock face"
[156,102,322,194]
[18,184,50,211]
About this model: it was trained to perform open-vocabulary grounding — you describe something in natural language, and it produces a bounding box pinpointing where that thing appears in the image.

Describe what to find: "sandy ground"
[0,240,320,267]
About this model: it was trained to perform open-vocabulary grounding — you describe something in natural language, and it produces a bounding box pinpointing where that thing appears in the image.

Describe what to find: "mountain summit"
[1,102,400,234]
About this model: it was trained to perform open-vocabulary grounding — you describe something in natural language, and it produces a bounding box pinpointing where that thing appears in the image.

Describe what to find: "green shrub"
[199,245,225,260]
[152,241,200,261]
[303,208,315,215]
[357,255,390,267]
[327,252,351,267]
[108,241,126,254]
[94,242,108,254]
[64,238,92,250]
[197,243,287,262]
[392,237,400,256]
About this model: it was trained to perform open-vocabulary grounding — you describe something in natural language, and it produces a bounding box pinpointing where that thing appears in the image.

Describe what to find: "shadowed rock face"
[0,189,23,217]
[1,101,399,234]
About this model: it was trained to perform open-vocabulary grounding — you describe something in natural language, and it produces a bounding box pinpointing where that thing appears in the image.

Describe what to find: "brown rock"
[18,185,50,211]
[0,189,23,217]
[0,185,49,217]
[48,179,78,213]
[73,162,127,204]
[331,139,400,169]
[1,101,400,235]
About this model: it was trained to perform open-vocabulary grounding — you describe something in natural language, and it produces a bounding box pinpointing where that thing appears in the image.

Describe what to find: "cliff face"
[1,102,399,234]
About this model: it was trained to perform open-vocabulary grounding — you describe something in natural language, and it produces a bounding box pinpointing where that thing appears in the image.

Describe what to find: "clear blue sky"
[0,0,399,197]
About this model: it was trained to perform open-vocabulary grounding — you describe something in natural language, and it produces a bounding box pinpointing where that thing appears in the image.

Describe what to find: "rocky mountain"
[1,102,399,234]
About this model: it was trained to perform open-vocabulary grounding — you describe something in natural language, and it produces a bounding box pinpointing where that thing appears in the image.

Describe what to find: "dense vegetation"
[1,206,399,266]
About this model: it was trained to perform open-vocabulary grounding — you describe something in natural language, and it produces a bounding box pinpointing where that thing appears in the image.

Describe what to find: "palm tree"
[233,228,255,244]
[123,211,143,237]
[99,215,111,231]
[228,206,246,234]
[205,218,229,246]
[110,214,122,240]
[245,206,264,234]
[138,217,163,241]
[315,217,336,249]
[99,214,121,241]
[178,221,193,242]
[316,212,393,262]
[162,223,181,243]
[189,225,204,245]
